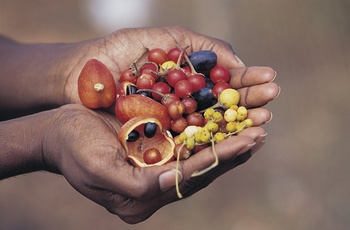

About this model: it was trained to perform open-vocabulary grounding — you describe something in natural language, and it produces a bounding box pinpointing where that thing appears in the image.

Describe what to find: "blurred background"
[1,0,349,229]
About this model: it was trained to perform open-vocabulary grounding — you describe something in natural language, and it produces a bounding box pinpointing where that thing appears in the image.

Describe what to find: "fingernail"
[270,71,277,82]
[234,54,246,67]
[159,169,183,192]
[265,112,273,124]
[273,86,281,100]
[251,133,268,155]
[238,142,256,155]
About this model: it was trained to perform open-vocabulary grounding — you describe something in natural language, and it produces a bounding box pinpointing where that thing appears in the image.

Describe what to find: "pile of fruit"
[78,46,253,198]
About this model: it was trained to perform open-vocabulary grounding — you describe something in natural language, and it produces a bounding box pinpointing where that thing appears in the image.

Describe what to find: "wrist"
[0,36,88,112]
[0,109,58,179]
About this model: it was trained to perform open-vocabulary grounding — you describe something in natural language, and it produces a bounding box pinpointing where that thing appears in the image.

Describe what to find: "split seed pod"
[118,116,175,167]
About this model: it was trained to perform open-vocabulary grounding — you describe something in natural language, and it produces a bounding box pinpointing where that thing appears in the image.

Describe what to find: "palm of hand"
[63,26,243,106]
[49,104,265,224]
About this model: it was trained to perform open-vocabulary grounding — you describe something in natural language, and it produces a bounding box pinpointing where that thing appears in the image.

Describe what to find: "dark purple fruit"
[188,50,217,73]
[192,87,215,111]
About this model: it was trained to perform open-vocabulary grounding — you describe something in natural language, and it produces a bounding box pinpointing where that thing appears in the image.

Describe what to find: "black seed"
[137,90,151,98]
[126,84,138,95]
[127,130,140,142]
[144,122,157,138]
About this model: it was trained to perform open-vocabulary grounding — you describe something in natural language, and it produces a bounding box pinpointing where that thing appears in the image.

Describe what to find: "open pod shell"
[118,116,175,167]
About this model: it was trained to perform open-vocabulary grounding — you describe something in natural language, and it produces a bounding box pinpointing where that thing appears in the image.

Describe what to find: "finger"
[211,43,245,68]
[189,127,267,182]
[112,127,267,219]
[230,66,277,89]
[238,82,280,108]
[101,160,176,200]
[247,107,273,126]
[174,127,265,198]
[185,29,245,68]
[180,134,256,177]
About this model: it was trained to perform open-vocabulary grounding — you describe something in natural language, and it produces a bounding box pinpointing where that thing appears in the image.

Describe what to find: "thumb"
[212,44,246,68]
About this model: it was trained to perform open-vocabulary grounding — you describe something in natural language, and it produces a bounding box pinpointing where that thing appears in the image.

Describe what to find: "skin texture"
[0,26,280,224]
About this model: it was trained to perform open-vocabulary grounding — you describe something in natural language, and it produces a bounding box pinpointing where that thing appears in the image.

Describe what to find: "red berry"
[148,48,167,66]
[151,82,171,101]
[143,148,162,164]
[174,80,193,98]
[136,73,155,89]
[181,97,197,114]
[212,82,231,98]
[167,69,187,87]
[210,65,231,84]
[188,73,206,92]
[171,117,188,134]
[119,69,137,84]
[167,47,187,64]
[140,62,159,81]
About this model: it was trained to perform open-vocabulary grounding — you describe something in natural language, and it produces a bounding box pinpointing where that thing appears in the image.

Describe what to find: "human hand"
[0,26,279,224]
[0,26,277,116]
[41,103,267,224]
[62,26,278,109]
[43,59,279,223]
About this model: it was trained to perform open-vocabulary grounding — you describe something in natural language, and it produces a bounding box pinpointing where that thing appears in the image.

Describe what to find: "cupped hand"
[63,26,279,110]
[43,103,266,224]
[44,62,278,223]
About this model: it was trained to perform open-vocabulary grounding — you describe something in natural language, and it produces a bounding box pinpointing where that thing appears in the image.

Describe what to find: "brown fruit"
[115,94,171,130]
[78,59,116,109]
[118,116,175,167]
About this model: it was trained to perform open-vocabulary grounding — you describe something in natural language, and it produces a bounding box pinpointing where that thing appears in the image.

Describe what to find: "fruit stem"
[175,142,185,199]
[130,62,140,76]
[94,83,105,92]
[129,46,149,76]
[197,101,221,114]
[191,133,219,177]
[175,45,190,68]
[225,124,246,138]
[182,47,198,75]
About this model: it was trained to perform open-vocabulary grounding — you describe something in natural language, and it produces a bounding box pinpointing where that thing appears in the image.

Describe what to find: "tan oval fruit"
[78,59,116,109]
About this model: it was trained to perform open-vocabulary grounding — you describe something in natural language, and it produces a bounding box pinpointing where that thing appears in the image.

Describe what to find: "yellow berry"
[230,105,239,111]
[237,106,248,114]
[160,61,176,71]
[194,131,202,143]
[193,127,204,143]
[212,111,223,123]
[218,88,240,109]
[205,120,219,133]
[236,106,248,121]
[236,121,246,133]
[178,132,187,143]
[236,113,247,121]
[204,108,215,119]
[214,132,226,142]
[243,118,253,128]
[200,128,211,143]
[224,109,237,122]
[184,125,198,138]
[226,121,237,132]
[186,137,196,150]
